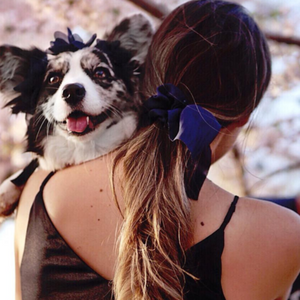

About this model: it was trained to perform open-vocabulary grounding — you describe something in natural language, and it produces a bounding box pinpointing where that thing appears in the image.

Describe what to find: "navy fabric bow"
[145,84,221,200]
[47,28,97,55]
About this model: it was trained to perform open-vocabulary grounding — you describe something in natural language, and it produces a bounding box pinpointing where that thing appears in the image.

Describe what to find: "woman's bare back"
[15,154,300,299]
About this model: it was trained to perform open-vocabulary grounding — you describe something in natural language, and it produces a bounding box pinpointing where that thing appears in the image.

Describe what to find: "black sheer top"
[20,172,239,299]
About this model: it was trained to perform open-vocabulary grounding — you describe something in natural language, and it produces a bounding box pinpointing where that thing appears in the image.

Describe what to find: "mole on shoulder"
[200,222,205,226]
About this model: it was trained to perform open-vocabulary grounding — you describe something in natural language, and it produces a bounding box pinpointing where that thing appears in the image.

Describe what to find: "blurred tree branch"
[127,0,168,19]
[247,161,300,194]
[128,0,300,47]
[265,32,300,46]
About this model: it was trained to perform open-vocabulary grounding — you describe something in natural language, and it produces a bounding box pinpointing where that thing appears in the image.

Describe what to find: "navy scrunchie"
[145,84,221,200]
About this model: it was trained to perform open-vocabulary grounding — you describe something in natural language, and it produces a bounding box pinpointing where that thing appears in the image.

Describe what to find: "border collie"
[0,14,153,217]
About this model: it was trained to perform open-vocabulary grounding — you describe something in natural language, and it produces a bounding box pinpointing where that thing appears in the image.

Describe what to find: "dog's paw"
[0,176,23,217]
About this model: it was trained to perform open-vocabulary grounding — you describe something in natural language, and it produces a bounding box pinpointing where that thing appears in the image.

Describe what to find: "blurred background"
[0,0,300,299]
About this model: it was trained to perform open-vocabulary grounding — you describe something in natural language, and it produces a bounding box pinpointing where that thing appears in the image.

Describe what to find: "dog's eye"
[94,68,110,79]
[48,75,61,85]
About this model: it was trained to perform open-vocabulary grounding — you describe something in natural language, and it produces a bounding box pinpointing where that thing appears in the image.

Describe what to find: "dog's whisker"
[113,105,122,115]
[46,122,52,139]
[33,113,45,127]
[35,117,48,142]
[107,105,122,118]
[45,120,50,138]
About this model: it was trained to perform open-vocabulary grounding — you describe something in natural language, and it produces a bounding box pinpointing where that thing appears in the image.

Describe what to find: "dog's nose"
[62,83,86,105]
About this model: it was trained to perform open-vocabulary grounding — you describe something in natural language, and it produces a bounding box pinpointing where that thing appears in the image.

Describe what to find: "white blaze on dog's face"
[44,48,135,139]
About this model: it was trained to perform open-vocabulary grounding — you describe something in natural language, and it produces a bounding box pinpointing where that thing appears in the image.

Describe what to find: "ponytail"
[111,82,221,299]
[112,124,192,300]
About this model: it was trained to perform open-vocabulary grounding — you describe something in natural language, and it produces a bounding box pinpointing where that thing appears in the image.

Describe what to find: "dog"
[0,14,153,218]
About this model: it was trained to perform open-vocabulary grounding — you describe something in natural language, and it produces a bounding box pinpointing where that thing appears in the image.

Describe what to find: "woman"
[15,1,300,299]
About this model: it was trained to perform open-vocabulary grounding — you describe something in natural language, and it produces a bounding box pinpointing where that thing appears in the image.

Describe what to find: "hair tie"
[144,84,221,200]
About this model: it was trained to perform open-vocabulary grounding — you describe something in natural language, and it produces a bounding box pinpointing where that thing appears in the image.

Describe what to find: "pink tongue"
[67,116,88,133]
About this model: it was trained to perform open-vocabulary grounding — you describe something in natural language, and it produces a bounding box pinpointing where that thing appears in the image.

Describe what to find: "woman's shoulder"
[234,196,300,252]
[18,156,122,279]
[222,196,300,299]
[196,179,300,252]
[43,156,114,212]
[235,196,300,260]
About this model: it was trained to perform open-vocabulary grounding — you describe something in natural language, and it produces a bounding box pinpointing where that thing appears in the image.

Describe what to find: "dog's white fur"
[40,115,137,170]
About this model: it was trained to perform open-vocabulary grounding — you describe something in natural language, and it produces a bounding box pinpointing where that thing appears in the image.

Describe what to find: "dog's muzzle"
[57,110,110,136]
[58,83,110,135]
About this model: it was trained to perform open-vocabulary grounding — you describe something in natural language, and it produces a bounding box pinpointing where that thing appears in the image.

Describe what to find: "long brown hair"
[112,1,271,299]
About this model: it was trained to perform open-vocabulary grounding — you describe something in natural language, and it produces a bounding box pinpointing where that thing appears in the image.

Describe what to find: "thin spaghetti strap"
[39,171,56,192]
[219,195,239,230]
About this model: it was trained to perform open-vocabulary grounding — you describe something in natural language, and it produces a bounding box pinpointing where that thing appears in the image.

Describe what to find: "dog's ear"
[105,14,154,65]
[0,45,48,114]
